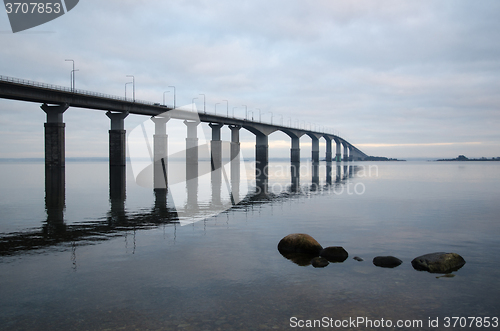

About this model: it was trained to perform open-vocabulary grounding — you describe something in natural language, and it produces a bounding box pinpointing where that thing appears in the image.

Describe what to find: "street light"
[65,59,76,92]
[278,114,283,126]
[232,107,237,118]
[192,97,198,112]
[249,110,254,121]
[242,105,247,120]
[256,108,261,122]
[215,102,220,115]
[168,86,176,108]
[163,91,170,107]
[199,94,206,114]
[125,82,133,99]
[223,100,228,117]
[268,111,274,124]
[126,75,135,102]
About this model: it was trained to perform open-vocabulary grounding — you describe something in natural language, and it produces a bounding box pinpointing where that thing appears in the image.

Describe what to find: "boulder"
[277,234,323,256]
[320,246,348,263]
[373,256,403,268]
[311,257,329,268]
[353,256,364,262]
[411,252,465,274]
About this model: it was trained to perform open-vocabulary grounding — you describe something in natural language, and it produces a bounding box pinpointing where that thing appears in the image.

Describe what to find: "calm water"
[1,160,499,330]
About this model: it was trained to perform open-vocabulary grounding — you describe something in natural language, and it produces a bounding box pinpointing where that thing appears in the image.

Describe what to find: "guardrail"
[0,74,342,137]
[0,75,155,106]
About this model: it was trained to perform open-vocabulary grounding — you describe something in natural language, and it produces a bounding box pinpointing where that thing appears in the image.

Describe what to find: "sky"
[1,0,499,159]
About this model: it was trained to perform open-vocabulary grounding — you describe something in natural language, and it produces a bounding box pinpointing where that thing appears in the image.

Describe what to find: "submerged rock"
[320,246,348,263]
[353,256,364,262]
[436,273,456,279]
[373,256,403,268]
[411,252,466,274]
[277,234,323,256]
[311,257,329,268]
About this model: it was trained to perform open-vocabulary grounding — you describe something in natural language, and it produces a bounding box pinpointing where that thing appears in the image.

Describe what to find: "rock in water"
[311,257,329,268]
[373,256,403,268]
[353,256,364,262]
[411,252,466,274]
[277,234,323,256]
[320,246,348,262]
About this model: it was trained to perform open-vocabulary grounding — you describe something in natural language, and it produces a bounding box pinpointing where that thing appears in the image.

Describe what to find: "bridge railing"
[0,75,155,106]
[0,75,341,137]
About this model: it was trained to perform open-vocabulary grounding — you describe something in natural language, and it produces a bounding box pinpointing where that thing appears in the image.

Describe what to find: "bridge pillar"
[229,125,241,203]
[42,103,68,168]
[348,146,354,161]
[255,133,269,190]
[209,123,223,171]
[311,137,320,163]
[106,111,129,167]
[290,136,300,191]
[325,138,332,162]
[326,138,332,185]
[343,142,349,162]
[185,120,199,173]
[151,115,170,189]
[335,139,342,162]
[184,121,199,210]
[311,137,319,185]
[290,137,300,163]
[209,123,224,206]
[229,125,241,163]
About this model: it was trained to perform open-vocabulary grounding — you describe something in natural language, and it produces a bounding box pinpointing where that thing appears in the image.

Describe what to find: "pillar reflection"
[108,165,126,224]
[44,166,66,235]
[290,161,300,193]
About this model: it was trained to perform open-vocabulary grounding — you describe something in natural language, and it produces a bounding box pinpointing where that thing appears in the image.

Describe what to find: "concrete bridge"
[0,75,368,192]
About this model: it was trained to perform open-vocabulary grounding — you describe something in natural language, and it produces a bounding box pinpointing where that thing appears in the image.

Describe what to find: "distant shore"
[436,155,500,162]
[360,156,406,162]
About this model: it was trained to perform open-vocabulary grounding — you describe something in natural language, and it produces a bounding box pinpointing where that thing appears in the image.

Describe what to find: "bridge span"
[0,75,368,193]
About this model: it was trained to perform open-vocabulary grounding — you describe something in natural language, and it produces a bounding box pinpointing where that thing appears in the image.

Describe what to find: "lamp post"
[126,75,135,102]
[242,105,247,120]
[215,102,220,115]
[257,108,261,122]
[199,94,206,114]
[163,91,170,107]
[168,86,176,108]
[232,107,237,118]
[65,59,76,92]
[249,110,254,121]
[125,82,133,100]
[223,100,228,117]
[278,114,283,126]
[192,97,198,112]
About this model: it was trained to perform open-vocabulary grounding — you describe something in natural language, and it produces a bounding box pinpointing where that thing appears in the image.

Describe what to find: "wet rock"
[353,256,364,262]
[320,246,348,263]
[373,256,403,268]
[311,257,329,268]
[411,252,465,274]
[277,233,323,256]
[436,273,455,279]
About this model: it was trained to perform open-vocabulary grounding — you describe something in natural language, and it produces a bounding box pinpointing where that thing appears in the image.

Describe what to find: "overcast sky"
[1,0,499,159]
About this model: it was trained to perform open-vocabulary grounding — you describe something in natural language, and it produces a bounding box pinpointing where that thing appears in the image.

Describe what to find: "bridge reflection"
[0,160,360,256]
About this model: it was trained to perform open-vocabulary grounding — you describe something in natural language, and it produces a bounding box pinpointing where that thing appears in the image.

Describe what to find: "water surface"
[0,160,499,330]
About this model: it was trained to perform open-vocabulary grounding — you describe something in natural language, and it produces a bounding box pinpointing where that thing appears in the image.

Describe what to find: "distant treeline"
[437,155,500,161]
[362,156,405,161]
